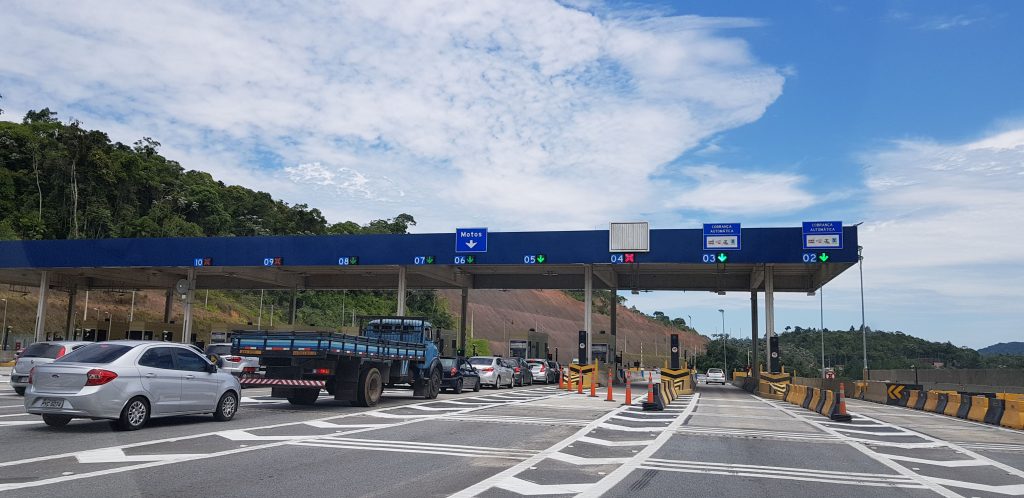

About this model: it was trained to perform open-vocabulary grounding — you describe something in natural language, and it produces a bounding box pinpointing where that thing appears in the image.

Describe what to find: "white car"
[467,356,515,389]
[205,343,260,377]
[10,341,93,395]
[706,368,727,385]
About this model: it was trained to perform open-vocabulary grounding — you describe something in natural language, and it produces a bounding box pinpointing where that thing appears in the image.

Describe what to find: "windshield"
[20,343,63,359]
[55,343,134,364]
[468,357,493,366]
[439,358,456,367]
[205,345,231,356]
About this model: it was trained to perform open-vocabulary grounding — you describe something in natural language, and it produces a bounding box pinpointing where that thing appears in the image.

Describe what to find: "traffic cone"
[577,372,584,394]
[624,376,633,405]
[558,371,564,390]
[647,371,654,404]
[605,368,615,402]
[589,369,598,397]
[831,382,853,422]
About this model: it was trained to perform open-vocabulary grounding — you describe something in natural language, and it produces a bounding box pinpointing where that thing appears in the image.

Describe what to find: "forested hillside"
[0,108,450,326]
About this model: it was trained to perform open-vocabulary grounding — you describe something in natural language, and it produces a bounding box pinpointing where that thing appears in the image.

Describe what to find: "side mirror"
[208,354,222,366]
[206,362,217,374]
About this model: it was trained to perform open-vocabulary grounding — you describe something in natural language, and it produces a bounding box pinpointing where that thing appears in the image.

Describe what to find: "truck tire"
[425,368,441,399]
[287,389,320,406]
[355,367,382,407]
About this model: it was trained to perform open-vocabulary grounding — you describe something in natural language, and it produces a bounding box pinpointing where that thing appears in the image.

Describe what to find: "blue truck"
[230,316,442,407]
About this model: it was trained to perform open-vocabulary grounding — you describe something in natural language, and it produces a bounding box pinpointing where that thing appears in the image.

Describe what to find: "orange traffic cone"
[832,382,853,422]
[605,368,615,402]
[647,371,654,404]
[558,371,564,390]
[624,376,633,405]
[589,369,598,397]
[577,372,584,394]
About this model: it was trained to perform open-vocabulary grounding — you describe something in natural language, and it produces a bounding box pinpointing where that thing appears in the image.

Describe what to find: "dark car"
[527,358,559,384]
[507,357,534,386]
[440,356,481,394]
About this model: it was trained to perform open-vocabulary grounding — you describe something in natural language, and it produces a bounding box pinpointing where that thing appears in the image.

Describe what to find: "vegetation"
[693,326,1024,380]
[978,342,1024,356]
[0,109,452,328]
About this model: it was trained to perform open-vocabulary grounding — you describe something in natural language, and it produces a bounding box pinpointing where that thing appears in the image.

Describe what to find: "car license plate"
[41,398,64,408]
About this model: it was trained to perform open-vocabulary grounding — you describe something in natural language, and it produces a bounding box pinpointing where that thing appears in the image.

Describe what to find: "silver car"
[468,356,514,389]
[204,343,260,376]
[25,341,241,430]
[10,341,93,396]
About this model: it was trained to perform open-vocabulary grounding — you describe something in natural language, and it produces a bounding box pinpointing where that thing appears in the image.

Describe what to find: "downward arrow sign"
[465,240,477,249]
[717,253,727,263]
[819,253,829,262]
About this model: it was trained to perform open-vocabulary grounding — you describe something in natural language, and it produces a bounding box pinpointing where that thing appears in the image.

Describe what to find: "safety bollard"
[605,369,615,402]
[624,379,633,405]
[590,370,598,397]
[647,371,654,404]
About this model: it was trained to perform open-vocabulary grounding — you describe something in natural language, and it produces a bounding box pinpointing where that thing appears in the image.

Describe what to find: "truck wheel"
[356,368,382,407]
[287,389,320,406]
[453,378,464,394]
[425,368,441,399]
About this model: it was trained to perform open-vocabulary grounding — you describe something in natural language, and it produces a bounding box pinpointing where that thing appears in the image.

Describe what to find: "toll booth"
[437,328,460,356]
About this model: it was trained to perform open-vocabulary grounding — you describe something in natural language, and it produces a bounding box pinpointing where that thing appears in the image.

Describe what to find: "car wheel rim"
[128,401,146,426]
[222,395,237,417]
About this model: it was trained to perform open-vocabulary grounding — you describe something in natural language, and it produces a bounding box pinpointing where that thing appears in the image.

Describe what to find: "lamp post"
[911,364,918,385]
[718,309,727,373]
[1,298,7,348]
[859,245,868,380]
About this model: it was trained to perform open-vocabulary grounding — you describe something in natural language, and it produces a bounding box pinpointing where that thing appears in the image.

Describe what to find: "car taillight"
[313,368,331,375]
[450,367,458,375]
[540,365,546,372]
[55,346,67,359]
[514,367,521,373]
[28,366,35,385]
[85,369,118,386]
[242,367,256,374]
[226,356,242,362]
[480,367,494,372]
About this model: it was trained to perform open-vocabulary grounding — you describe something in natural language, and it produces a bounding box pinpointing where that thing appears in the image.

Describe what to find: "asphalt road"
[2,379,1023,497]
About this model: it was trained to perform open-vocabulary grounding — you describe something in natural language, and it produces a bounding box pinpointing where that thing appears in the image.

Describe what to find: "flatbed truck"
[230,316,442,407]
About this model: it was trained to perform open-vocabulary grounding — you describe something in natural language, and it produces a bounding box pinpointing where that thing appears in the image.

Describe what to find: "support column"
[610,287,617,365]
[66,285,78,339]
[459,288,469,355]
[181,269,196,344]
[289,288,298,325]
[163,289,174,323]
[765,265,776,372]
[397,266,407,316]
[34,271,49,342]
[750,290,759,384]
[584,264,593,364]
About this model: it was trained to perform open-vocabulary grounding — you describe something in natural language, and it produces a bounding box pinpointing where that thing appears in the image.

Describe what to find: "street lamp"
[859,245,868,380]
[718,309,727,375]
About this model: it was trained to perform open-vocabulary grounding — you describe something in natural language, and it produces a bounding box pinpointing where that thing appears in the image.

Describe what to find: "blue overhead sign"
[455,227,488,253]
[802,221,843,250]
[703,223,741,251]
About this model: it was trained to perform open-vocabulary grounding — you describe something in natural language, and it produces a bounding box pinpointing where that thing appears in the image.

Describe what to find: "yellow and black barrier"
[660,368,693,399]
[784,384,851,422]
[564,363,598,391]
[1002,399,1024,430]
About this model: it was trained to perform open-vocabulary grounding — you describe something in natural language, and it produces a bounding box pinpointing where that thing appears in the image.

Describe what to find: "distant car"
[527,359,557,384]
[10,341,93,396]
[439,356,481,394]
[706,368,726,385]
[468,356,514,389]
[507,357,533,386]
[204,343,260,377]
[25,341,241,430]
[695,373,707,384]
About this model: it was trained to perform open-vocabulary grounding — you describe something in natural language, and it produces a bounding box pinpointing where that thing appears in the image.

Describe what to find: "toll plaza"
[0,221,859,383]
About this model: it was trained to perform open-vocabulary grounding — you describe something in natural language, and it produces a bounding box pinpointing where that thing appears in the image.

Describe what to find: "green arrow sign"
[426,256,435,264]
[536,254,546,263]
[717,253,728,263]
[818,253,829,262]
[466,255,476,264]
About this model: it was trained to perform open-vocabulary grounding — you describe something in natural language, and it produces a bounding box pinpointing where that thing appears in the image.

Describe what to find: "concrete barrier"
[906,390,921,410]
[802,387,816,409]
[967,396,988,423]
[986,398,1006,425]
[864,381,890,404]
[1001,399,1024,430]
[923,391,940,412]
[819,389,836,417]
[935,393,949,414]
[943,393,962,417]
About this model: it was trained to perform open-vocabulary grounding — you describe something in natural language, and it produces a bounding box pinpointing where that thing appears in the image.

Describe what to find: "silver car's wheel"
[214,391,238,421]
[115,397,149,431]
[42,414,72,427]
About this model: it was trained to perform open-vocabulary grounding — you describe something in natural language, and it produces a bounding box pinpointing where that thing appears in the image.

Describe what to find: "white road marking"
[640,458,926,489]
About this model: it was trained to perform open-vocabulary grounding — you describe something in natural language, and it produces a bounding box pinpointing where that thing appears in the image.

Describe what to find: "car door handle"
[185,375,196,379]
[145,373,156,377]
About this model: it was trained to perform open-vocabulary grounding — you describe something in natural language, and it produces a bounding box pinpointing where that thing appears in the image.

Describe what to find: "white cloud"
[662,165,817,214]
[0,0,785,231]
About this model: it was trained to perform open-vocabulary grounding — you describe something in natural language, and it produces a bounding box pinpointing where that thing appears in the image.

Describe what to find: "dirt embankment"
[438,289,707,365]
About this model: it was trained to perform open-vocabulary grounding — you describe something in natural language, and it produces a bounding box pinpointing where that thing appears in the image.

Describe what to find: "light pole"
[257,289,265,330]
[270,304,274,328]
[129,290,136,323]
[820,285,825,378]
[687,315,693,331]
[1,298,7,345]
[718,309,727,374]
[859,245,868,380]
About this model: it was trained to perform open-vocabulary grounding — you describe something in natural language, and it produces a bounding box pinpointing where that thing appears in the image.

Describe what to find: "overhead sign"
[802,221,843,250]
[455,227,488,253]
[703,223,741,251]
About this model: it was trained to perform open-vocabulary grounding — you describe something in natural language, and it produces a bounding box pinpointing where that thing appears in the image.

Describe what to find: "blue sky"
[1,1,1022,348]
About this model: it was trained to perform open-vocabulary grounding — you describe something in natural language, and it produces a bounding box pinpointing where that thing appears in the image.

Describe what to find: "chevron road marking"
[640,458,926,489]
